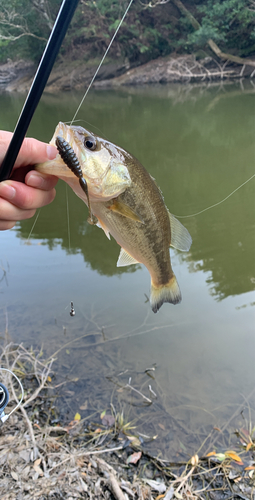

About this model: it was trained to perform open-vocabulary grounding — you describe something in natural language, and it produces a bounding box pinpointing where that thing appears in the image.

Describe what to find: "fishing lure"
[55,135,94,224]
[70,301,75,316]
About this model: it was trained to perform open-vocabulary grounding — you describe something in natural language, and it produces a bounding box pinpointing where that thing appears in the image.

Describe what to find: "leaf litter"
[0,330,255,499]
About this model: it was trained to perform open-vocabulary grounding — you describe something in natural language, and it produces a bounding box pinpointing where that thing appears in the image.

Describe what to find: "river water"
[0,81,254,459]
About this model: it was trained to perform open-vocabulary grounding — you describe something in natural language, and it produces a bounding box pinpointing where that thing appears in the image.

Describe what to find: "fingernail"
[47,145,58,160]
[0,183,16,200]
[27,173,44,188]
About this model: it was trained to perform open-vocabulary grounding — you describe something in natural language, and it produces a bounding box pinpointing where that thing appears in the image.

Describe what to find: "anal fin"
[117,247,140,267]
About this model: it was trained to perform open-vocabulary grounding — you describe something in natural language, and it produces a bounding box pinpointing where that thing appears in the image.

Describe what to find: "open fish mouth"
[36,122,132,202]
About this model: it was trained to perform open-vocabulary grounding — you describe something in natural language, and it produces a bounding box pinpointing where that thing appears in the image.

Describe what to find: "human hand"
[0,131,58,230]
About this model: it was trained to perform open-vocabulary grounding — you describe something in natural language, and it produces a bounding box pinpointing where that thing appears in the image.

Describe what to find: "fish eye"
[84,135,97,151]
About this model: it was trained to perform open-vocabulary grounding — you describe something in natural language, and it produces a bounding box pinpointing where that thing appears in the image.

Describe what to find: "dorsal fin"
[168,212,192,252]
[117,248,140,267]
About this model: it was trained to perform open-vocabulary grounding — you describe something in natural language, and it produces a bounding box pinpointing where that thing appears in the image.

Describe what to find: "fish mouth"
[36,122,80,178]
[36,122,132,202]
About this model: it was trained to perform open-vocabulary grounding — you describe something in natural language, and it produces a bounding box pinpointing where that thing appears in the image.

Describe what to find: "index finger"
[0,131,57,171]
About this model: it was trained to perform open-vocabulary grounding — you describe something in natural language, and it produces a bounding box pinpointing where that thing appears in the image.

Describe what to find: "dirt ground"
[0,336,254,500]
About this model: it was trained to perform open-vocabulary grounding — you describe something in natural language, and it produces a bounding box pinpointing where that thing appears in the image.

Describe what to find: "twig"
[97,457,127,500]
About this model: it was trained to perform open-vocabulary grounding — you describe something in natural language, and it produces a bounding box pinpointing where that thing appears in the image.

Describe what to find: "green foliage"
[0,0,61,62]
[187,0,255,55]
[0,0,254,65]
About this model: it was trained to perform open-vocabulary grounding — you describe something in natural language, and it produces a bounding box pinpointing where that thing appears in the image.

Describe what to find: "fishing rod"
[0,0,80,182]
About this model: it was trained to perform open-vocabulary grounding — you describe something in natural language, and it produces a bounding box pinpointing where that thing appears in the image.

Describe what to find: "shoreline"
[0,54,254,94]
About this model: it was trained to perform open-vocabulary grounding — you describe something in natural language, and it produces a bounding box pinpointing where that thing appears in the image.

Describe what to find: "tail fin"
[150,275,182,313]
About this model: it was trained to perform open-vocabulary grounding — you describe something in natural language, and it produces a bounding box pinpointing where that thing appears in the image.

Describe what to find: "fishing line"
[173,173,255,219]
[25,209,41,244]
[61,0,134,257]
[65,118,110,140]
[66,184,71,252]
[70,0,134,125]
[26,2,133,243]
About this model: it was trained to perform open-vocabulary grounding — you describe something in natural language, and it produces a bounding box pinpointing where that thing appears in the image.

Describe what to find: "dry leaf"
[127,451,142,464]
[225,450,243,464]
[19,450,30,462]
[143,479,166,493]
[101,414,115,427]
[158,423,165,430]
[33,464,43,476]
[206,451,216,457]
[34,458,41,467]
[233,476,242,483]
[240,428,250,437]
[191,454,199,466]
[175,493,183,499]
[74,413,81,421]
[126,435,141,447]
[80,401,88,410]
[11,471,18,481]
[23,466,30,477]
[47,376,52,382]
[246,442,252,451]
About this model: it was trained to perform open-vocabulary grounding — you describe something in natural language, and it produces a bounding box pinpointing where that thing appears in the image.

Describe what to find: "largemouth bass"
[36,122,192,313]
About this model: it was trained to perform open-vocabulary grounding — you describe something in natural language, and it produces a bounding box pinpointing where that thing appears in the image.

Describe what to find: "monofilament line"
[70,0,134,125]
[25,209,41,244]
[66,184,71,252]
[174,173,255,218]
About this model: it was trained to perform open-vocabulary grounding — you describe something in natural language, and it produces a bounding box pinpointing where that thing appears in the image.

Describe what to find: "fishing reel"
[0,382,9,423]
[0,368,24,424]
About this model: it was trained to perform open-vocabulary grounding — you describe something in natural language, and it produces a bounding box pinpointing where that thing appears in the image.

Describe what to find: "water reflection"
[8,81,255,300]
[0,82,254,459]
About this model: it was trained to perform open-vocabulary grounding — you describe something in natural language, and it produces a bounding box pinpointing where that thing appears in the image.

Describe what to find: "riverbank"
[0,339,254,500]
[1,53,255,93]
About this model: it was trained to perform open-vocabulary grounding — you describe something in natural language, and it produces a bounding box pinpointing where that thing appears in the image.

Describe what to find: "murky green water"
[0,82,254,459]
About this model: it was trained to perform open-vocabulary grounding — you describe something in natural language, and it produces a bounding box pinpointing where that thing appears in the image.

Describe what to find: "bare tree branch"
[31,0,53,31]
[0,4,47,43]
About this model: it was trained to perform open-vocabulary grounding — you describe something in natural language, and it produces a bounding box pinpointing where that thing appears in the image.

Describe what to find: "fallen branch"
[172,0,255,67]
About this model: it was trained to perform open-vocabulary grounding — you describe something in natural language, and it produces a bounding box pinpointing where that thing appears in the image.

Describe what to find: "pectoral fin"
[168,212,192,251]
[107,199,144,223]
[117,248,140,267]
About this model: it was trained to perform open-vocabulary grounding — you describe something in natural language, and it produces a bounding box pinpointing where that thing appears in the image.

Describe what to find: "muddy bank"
[0,340,254,500]
[1,54,254,93]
